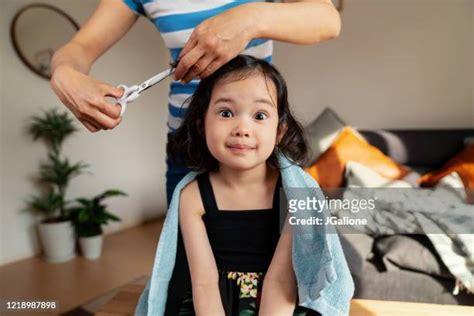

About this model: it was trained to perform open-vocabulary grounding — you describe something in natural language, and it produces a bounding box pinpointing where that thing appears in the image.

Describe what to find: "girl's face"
[204,72,281,171]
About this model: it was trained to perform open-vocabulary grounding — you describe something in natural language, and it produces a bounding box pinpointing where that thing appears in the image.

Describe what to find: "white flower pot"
[38,220,76,263]
[79,234,103,260]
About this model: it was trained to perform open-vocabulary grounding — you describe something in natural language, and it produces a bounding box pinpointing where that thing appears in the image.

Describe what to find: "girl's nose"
[231,121,250,137]
[232,129,250,137]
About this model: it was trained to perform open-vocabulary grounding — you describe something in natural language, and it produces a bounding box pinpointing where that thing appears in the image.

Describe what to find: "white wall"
[0,0,6,267]
[1,0,170,265]
[275,0,473,129]
[1,0,472,266]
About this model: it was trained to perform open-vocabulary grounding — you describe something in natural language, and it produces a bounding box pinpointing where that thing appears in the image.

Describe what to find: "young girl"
[167,55,319,315]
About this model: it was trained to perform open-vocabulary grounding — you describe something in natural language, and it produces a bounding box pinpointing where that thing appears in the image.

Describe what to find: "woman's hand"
[173,4,259,83]
[174,0,341,84]
[50,65,124,133]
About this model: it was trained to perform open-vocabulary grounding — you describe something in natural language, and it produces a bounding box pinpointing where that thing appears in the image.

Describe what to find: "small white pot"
[79,234,103,260]
[38,220,76,263]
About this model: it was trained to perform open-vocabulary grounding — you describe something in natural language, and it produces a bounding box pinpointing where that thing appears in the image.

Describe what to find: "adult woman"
[50,0,341,205]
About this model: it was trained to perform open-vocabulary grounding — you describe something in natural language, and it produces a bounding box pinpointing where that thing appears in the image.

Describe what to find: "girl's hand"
[173,4,258,83]
[258,222,297,315]
[50,65,124,132]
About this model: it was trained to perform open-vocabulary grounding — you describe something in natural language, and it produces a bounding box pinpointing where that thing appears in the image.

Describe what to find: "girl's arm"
[174,0,341,82]
[179,181,226,316]
[258,226,297,316]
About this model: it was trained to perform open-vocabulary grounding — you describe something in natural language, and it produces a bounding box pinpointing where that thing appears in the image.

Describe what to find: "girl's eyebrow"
[213,97,276,108]
[255,98,276,108]
[213,97,233,104]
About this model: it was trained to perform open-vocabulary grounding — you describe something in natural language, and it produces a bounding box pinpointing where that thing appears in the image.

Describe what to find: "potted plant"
[70,189,126,259]
[25,108,88,263]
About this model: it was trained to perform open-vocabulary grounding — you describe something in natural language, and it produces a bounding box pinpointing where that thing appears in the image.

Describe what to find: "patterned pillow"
[345,161,412,188]
[305,127,410,188]
[418,144,474,203]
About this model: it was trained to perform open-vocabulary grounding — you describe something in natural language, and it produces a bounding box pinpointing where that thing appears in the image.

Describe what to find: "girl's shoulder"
[179,179,205,217]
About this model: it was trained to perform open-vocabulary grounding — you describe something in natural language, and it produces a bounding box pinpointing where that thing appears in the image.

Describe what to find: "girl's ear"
[276,122,288,145]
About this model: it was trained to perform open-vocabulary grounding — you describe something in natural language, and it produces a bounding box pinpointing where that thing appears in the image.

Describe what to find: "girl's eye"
[254,112,268,120]
[219,110,233,118]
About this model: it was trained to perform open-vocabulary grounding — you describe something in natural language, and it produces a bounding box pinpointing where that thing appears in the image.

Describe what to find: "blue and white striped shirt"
[123,0,273,132]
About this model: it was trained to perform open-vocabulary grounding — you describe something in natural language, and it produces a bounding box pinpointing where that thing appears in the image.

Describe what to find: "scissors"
[116,60,178,117]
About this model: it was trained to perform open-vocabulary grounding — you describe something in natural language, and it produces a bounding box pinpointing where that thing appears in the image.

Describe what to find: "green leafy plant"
[25,108,87,222]
[28,108,77,156]
[25,189,63,219]
[70,190,126,237]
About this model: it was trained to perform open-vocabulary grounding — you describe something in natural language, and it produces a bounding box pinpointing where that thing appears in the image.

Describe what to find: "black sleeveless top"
[197,172,282,273]
[164,172,283,315]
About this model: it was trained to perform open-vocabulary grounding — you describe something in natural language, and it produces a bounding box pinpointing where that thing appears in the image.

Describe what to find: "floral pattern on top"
[177,270,318,315]
[227,272,263,298]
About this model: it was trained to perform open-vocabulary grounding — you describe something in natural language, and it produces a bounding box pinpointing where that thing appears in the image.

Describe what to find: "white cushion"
[464,136,474,147]
[304,108,346,165]
[345,161,412,188]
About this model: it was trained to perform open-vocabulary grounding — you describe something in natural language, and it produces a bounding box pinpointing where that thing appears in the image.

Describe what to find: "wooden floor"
[95,276,148,316]
[2,218,473,316]
[96,277,474,316]
[0,219,164,316]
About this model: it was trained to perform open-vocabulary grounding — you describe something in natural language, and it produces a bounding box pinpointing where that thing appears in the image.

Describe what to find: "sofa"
[337,128,474,305]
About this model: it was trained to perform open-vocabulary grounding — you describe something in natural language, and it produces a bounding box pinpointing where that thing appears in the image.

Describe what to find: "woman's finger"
[83,120,100,133]
[198,58,223,79]
[101,84,124,118]
[178,31,198,61]
[101,84,123,99]
[97,98,123,120]
[83,107,122,130]
[174,45,205,81]
[181,54,215,83]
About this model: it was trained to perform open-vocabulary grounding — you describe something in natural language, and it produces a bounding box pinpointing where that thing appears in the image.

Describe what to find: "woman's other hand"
[51,65,123,132]
[173,4,258,83]
[174,0,341,84]
[50,0,139,132]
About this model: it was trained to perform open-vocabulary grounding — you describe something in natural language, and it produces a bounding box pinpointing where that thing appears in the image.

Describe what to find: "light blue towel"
[135,152,354,316]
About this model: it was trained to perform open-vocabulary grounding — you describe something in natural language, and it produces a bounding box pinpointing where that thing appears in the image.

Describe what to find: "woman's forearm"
[51,41,95,76]
[51,0,139,76]
[242,1,341,45]
[193,283,226,315]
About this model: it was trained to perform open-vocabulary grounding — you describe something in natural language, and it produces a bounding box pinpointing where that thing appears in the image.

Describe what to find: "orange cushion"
[418,145,474,190]
[305,127,409,188]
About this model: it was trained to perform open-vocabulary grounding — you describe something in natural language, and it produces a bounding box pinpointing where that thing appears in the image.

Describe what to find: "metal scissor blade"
[136,68,174,94]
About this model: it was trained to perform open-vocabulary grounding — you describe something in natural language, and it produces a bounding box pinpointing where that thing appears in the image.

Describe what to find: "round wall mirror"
[10,3,80,80]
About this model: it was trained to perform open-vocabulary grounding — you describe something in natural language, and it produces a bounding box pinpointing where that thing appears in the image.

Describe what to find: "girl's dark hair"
[168,54,307,172]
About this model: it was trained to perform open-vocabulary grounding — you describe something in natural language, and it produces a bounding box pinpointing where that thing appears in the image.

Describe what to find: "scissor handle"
[117,84,140,117]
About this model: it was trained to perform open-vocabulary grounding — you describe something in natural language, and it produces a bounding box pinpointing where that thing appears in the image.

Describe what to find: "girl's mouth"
[226,144,256,152]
